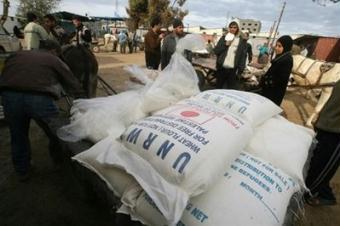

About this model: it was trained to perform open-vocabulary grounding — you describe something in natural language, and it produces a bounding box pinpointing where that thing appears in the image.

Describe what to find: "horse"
[291,54,340,126]
[61,44,98,98]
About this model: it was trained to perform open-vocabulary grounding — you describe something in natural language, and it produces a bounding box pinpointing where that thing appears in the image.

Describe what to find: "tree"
[126,0,149,31]
[149,0,188,27]
[126,0,188,30]
[16,0,62,21]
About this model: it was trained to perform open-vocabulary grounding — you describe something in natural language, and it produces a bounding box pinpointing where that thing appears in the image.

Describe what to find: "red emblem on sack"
[180,111,200,117]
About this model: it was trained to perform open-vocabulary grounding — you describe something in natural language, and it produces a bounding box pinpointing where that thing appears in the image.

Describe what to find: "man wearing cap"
[72,16,92,47]
[0,40,82,182]
[23,12,49,50]
[161,18,185,70]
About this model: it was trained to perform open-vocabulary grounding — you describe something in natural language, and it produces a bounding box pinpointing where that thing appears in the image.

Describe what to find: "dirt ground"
[0,48,339,226]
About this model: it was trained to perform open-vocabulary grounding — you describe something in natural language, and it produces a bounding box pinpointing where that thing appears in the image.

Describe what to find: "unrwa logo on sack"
[125,128,192,174]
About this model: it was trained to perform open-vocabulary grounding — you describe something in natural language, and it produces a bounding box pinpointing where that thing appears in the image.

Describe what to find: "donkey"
[61,44,98,98]
[291,54,340,126]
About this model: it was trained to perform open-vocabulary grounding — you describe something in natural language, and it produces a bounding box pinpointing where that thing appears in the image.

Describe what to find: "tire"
[92,46,100,53]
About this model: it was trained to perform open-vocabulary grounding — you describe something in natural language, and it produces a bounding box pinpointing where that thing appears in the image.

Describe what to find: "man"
[43,14,67,45]
[161,18,185,70]
[118,30,127,54]
[213,21,247,89]
[144,17,163,69]
[305,79,340,206]
[258,42,269,64]
[244,31,253,64]
[72,16,92,47]
[23,12,49,50]
[0,40,82,182]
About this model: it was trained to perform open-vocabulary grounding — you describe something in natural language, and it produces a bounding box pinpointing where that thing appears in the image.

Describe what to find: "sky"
[4,0,340,37]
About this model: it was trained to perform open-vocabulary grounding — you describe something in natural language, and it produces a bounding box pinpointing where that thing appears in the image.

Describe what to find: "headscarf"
[227,21,240,36]
[277,35,293,54]
[272,35,293,62]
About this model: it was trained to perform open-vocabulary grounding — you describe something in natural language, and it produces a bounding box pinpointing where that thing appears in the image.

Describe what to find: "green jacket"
[315,80,340,133]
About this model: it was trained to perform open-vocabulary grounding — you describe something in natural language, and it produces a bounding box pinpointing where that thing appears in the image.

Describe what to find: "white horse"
[291,55,340,126]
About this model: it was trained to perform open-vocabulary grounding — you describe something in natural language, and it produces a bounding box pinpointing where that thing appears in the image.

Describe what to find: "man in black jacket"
[161,18,185,70]
[0,40,82,182]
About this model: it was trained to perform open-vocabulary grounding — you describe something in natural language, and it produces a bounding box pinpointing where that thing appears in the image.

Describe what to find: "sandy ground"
[0,48,339,226]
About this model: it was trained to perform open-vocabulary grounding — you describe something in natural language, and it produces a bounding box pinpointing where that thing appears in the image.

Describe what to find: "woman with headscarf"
[213,21,247,89]
[260,35,293,106]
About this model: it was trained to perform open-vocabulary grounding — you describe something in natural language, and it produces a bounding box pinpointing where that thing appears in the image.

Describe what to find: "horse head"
[61,45,98,98]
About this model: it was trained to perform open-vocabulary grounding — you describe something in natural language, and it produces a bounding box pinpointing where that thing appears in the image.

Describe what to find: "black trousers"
[215,68,239,89]
[145,52,160,70]
[305,128,340,199]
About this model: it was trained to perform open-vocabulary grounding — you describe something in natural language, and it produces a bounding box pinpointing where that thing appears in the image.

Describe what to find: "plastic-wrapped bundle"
[57,90,147,143]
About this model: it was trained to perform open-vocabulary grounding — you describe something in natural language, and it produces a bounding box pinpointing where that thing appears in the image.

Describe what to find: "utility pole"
[267,20,277,46]
[114,0,119,17]
[270,1,286,58]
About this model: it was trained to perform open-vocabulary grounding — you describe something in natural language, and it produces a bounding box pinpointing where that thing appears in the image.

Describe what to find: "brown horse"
[61,44,98,98]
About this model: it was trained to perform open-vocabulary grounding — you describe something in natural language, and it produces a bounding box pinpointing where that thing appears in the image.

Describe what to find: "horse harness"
[292,57,336,89]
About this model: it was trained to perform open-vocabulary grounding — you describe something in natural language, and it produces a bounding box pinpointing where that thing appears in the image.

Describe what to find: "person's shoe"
[306,196,337,206]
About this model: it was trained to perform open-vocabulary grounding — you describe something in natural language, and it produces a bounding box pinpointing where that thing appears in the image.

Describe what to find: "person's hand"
[159,33,165,39]
[225,32,235,41]
[225,32,235,46]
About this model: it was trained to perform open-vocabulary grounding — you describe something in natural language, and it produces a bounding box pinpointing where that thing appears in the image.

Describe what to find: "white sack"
[246,115,314,184]
[120,152,300,226]
[100,98,253,225]
[175,34,207,55]
[72,137,137,197]
[57,90,147,143]
[193,89,282,126]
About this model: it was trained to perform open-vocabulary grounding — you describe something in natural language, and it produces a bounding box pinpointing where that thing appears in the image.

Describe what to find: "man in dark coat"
[260,35,293,106]
[213,21,247,89]
[305,79,340,206]
[161,18,185,70]
[0,40,82,182]
[144,17,163,69]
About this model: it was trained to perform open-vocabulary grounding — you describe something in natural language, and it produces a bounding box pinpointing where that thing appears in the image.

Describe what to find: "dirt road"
[0,50,339,226]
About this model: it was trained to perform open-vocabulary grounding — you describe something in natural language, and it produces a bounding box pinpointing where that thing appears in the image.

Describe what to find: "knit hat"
[277,35,293,53]
[173,18,183,28]
[26,12,37,22]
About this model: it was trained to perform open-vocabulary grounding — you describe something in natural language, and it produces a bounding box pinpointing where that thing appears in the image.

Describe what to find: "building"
[232,18,261,34]
[294,35,340,62]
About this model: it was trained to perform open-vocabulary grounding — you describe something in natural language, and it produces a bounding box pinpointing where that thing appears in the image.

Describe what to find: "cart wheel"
[92,46,100,53]
[195,69,206,91]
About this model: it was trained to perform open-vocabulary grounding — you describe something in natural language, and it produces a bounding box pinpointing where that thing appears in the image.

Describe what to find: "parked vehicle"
[0,26,21,52]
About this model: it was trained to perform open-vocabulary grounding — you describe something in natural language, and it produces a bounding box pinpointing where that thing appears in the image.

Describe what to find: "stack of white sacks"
[62,35,314,226]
